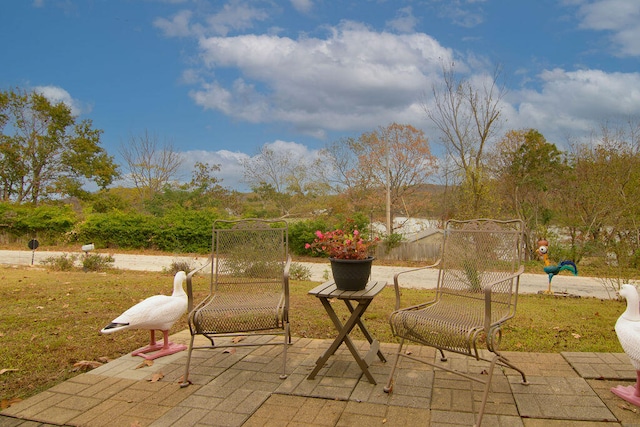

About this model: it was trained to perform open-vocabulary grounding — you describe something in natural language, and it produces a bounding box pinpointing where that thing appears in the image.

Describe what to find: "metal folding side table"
[307,280,387,384]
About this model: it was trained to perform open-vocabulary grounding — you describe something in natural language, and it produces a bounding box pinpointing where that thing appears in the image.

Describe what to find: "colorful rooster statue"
[536,239,578,294]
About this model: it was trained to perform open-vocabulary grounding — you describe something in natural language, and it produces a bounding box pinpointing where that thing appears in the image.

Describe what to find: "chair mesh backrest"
[211,219,288,294]
[438,219,524,324]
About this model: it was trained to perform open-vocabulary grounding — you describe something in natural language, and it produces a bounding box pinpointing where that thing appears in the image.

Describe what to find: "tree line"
[2,71,639,271]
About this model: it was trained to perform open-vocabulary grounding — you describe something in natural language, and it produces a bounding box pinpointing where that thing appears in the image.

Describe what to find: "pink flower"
[305,227,379,260]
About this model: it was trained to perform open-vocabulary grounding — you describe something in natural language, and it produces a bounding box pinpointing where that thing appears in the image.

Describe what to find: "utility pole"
[386,140,391,235]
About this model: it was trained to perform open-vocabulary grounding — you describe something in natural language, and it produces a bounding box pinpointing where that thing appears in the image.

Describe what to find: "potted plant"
[306,228,379,290]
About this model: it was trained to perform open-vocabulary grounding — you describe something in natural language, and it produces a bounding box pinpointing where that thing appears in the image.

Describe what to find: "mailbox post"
[28,239,39,265]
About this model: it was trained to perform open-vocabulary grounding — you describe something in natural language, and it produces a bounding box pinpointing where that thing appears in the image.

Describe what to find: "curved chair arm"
[483,264,525,334]
[392,259,441,311]
[186,255,213,313]
[282,255,291,323]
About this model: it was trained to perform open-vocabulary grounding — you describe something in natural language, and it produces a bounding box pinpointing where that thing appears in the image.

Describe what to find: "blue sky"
[2,0,640,190]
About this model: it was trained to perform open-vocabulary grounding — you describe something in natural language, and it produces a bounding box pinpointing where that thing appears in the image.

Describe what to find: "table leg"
[308,297,377,384]
[344,300,387,363]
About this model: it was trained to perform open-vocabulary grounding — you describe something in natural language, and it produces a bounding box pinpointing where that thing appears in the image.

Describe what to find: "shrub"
[289,218,331,256]
[77,211,159,249]
[289,262,311,281]
[1,202,76,245]
[165,259,196,275]
[41,254,78,271]
[382,232,404,253]
[152,209,217,253]
[75,209,219,253]
[81,253,115,271]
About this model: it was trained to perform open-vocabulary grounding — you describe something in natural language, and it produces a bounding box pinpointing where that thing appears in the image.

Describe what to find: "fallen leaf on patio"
[404,350,412,355]
[382,418,387,423]
[0,369,18,375]
[223,348,237,354]
[130,421,143,427]
[136,359,154,369]
[619,403,638,413]
[1,398,22,409]
[72,360,103,371]
[572,333,581,339]
[148,372,164,382]
[232,336,245,343]
[480,369,489,375]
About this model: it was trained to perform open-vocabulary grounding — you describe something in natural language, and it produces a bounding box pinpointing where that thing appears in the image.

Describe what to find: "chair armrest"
[392,259,441,311]
[186,255,213,313]
[282,255,291,321]
[483,265,525,333]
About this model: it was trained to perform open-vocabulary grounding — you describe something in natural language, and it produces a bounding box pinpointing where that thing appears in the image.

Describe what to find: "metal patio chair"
[384,218,528,426]
[180,219,290,387]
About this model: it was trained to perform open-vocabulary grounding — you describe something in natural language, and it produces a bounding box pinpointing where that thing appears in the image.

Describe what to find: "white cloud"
[181,149,249,190]
[575,0,640,56]
[205,0,269,36]
[508,68,640,143]
[154,1,269,38]
[154,10,193,37]
[180,140,318,190]
[190,22,453,136]
[428,0,485,28]
[290,0,313,14]
[386,6,418,34]
[33,85,89,116]
[263,139,320,159]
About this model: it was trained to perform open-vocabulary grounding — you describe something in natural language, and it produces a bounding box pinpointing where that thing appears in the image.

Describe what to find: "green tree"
[489,129,567,255]
[0,88,119,203]
[557,121,640,265]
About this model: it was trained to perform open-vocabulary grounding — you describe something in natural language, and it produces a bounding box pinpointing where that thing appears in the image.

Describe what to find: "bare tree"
[426,63,506,217]
[242,144,319,216]
[119,130,184,202]
[321,124,437,234]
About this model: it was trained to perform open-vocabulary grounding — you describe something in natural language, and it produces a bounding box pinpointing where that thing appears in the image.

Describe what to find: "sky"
[2,0,640,190]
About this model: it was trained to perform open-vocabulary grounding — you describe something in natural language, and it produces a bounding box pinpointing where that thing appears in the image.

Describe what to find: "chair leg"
[496,353,528,385]
[384,339,404,393]
[180,335,196,388]
[474,354,500,427]
[280,323,289,379]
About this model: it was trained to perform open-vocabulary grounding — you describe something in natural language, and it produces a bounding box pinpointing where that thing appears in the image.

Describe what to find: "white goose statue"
[101,271,188,360]
[611,283,640,406]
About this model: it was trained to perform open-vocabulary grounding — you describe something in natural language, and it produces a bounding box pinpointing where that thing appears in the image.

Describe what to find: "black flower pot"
[329,257,374,291]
